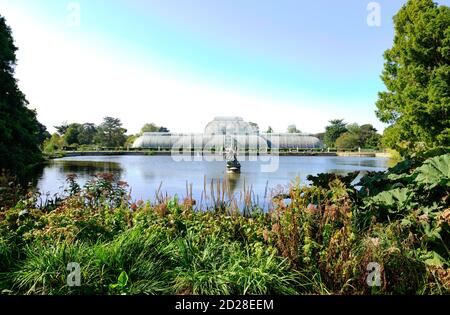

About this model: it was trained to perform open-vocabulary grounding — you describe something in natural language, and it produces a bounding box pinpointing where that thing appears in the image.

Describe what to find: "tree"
[95,117,127,148]
[77,123,97,145]
[335,132,360,149]
[140,123,170,134]
[334,123,381,149]
[0,16,42,175]
[37,122,51,145]
[64,123,81,146]
[346,123,360,134]
[287,124,301,133]
[141,123,159,133]
[376,0,450,156]
[359,124,381,149]
[54,122,69,136]
[43,133,64,154]
[365,133,382,149]
[324,119,347,147]
[266,126,274,133]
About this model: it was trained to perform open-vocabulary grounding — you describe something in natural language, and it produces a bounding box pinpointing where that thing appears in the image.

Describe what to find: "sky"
[0,0,448,135]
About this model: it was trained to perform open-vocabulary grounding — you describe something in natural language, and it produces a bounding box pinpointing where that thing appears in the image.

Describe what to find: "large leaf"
[365,187,414,214]
[414,154,450,189]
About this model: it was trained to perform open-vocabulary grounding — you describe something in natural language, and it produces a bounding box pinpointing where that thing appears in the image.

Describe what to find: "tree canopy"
[0,16,43,175]
[77,123,97,145]
[376,0,450,156]
[335,123,381,149]
[141,123,170,134]
[324,120,381,149]
[95,117,127,148]
[323,119,347,148]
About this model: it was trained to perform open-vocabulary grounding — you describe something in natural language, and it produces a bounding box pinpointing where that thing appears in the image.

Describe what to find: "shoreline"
[51,151,390,159]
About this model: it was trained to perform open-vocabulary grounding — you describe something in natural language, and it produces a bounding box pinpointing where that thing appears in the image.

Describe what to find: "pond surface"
[36,155,393,209]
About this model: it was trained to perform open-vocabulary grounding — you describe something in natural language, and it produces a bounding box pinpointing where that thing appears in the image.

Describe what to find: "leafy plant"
[109,271,129,294]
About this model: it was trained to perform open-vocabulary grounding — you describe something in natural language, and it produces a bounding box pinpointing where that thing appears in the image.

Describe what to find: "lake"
[36,155,393,209]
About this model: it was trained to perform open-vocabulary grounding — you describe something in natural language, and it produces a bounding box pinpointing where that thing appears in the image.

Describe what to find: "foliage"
[324,119,347,148]
[77,123,97,145]
[376,0,450,156]
[307,172,360,190]
[54,122,69,136]
[359,124,382,149]
[414,154,450,188]
[335,132,361,150]
[94,117,127,148]
[355,154,449,272]
[36,122,51,145]
[335,124,381,150]
[0,15,43,176]
[43,133,64,154]
[140,123,170,134]
[64,123,82,146]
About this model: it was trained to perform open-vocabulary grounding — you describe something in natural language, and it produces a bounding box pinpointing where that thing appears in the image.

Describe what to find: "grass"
[0,153,449,295]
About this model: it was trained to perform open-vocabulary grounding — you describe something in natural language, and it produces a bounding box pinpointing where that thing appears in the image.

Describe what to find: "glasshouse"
[132,117,323,150]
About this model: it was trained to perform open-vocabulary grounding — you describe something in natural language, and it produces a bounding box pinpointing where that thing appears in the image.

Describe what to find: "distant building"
[132,117,323,150]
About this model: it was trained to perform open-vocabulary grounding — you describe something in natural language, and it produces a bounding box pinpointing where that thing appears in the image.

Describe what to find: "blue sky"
[1,0,448,134]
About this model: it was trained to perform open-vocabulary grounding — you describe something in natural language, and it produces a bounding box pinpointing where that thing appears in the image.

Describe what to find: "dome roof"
[204,117,257,135]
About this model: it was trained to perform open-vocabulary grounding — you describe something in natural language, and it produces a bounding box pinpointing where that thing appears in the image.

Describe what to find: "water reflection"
[51,160,123,176]
[226,172,240,193]
[36,156,393,209]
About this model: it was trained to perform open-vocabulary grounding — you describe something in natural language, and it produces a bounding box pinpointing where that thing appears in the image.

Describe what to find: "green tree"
[359,124,381,149]
[77,123,97,145]
[37,122,51,145]
[346,123,360,134]
[43,133,64,154]
[54,122,69,136]
[95,117,127,148]
[376,0,450,156]
[0,16,42,175]
[140,123,170,134]
[141,123,159,133]
[287,124,301,133]
[335,132,360,149]
[64,123,81,146]
[334,123,381,149]
[324,119,347,148]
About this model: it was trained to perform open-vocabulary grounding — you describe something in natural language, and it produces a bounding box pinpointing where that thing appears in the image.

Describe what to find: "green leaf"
[117,271,128,287]
[414,154,450,189]
[367,187,413,213]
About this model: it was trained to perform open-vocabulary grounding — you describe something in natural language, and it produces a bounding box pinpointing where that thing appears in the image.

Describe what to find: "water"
[36,155,392,209]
